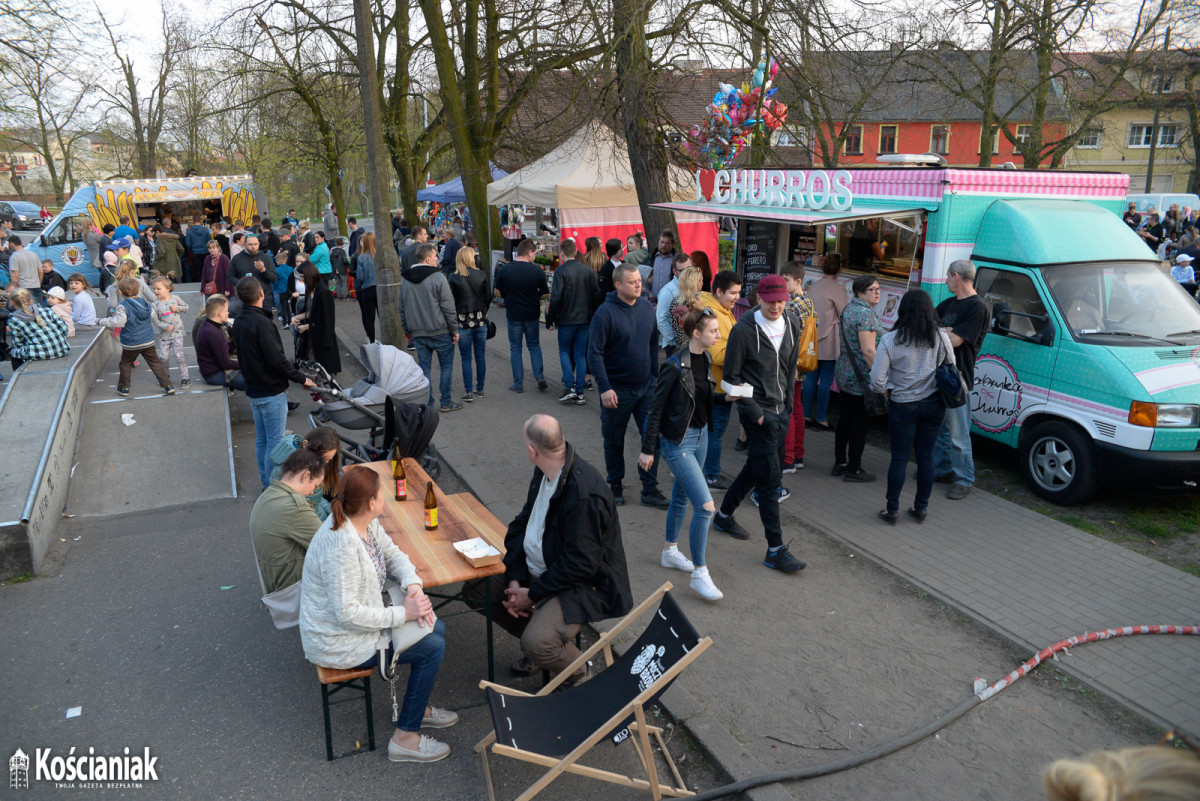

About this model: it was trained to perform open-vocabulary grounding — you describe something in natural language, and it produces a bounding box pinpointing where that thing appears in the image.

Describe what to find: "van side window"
[976,268,1050,342]
[45,214,92,246]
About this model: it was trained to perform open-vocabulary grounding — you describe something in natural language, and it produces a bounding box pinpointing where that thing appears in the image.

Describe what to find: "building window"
[930,125,950,155]
[1014,124,1033,155]
[879,125,897,155]
[1151,72,1174,93]
[979,128,999,155]
[1129,123,1179,148]
[1076,129,1101,148]
[843,124,863,155]
[776,130,796,147]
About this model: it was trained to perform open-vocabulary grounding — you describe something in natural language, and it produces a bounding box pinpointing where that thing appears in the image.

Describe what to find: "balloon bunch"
[683,57,788,169]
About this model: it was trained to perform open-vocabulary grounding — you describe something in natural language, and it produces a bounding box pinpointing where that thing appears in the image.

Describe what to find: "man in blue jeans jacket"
[586,263,670,509]
[494,239,549,393]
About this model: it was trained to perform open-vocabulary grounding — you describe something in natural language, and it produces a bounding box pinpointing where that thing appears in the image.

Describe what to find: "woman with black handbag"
[833,275,883,482]
[869,289,955,524]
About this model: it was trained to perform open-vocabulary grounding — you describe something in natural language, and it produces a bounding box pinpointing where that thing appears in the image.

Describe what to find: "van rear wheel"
[1019,421,1098,505]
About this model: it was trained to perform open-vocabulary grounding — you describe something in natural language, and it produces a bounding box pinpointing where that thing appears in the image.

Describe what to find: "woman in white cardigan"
[299,465,458,763]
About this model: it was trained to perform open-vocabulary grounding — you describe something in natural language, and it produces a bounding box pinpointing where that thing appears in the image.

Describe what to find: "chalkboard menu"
[738,219,778,301]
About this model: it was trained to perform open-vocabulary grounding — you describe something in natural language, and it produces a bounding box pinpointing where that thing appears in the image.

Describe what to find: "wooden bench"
[316,665,377,761]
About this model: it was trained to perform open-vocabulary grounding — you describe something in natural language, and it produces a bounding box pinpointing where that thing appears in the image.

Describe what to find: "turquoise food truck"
[656,166,1200,504]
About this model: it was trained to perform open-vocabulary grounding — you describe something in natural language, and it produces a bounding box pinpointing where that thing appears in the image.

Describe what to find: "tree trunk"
[614,0,676,246]
[353,0,403,346]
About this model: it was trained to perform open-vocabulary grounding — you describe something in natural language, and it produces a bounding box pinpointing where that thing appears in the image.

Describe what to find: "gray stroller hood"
[320,343,429,430]
[360,342,429,403]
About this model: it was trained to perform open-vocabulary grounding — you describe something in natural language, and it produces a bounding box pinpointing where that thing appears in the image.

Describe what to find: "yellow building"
[1059,54,1196,194]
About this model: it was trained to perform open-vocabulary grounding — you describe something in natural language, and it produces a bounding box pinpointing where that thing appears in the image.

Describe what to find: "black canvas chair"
[474,582,711,801]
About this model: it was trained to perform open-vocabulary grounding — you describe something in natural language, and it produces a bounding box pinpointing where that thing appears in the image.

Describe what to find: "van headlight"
[1129,402,1200,428]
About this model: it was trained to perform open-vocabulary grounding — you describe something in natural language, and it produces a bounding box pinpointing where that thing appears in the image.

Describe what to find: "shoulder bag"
[935,330,969,408]
[840,311,888,417]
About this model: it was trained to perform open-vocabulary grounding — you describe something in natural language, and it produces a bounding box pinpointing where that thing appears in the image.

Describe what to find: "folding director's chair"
[474,582,712,801]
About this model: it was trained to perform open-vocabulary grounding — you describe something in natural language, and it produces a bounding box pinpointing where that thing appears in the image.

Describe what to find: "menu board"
[738,220,778,301]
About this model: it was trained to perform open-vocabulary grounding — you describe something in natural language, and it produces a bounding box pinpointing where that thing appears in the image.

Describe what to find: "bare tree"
[97,6,185,176]
[0,23,95,203]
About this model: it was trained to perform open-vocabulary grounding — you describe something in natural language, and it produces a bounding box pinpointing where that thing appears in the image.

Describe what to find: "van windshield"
[1044,261,1200,345]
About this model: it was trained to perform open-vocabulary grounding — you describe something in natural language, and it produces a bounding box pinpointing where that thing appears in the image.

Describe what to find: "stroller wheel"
[421,455,442,482]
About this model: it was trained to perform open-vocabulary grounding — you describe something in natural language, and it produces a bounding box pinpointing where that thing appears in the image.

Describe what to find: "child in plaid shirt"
[8,287,70,370]
[781,261,816,472]
[150,276,191,388]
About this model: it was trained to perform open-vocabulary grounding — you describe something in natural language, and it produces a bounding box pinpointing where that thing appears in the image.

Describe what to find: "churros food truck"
[35,175,258,285]
[655,165,1200,504]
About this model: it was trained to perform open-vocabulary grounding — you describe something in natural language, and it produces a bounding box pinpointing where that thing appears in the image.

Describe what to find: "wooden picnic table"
[360,460,508,679]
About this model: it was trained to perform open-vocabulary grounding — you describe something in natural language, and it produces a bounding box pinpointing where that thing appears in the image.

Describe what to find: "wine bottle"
[390,440,406,500]
[423,482,438,530]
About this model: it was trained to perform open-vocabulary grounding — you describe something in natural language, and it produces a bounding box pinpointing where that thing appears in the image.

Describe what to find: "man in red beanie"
[711,274,806,573]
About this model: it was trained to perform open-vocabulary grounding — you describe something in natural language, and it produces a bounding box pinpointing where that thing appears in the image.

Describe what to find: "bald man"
[469,415,632,684]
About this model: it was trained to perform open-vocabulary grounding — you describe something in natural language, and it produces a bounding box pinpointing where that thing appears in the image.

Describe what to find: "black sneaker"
[734,439,748,452]
[558,389,579,403]
[584,379,594,391]
[287,401,301,414]
[511,656,536,676]
[440,401,463,412]
[713,513,750,540]
[163,385,176,396]
[574,395,587,406]
[641,489,670,509]
[831,463,848,477]
[610,484,625,506]
[462,392,476,402]
[117,387,130,397]
[763,545,806,573]
[474,389,485,399]
[843,469,876,483]
[537,378,548,392]
[934,473,955,484]
[706,476,731,490]
[180,378,192,389]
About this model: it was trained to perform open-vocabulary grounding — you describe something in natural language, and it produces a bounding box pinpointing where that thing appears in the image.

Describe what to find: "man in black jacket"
[469,415,632,682]
[546,239,599,404]
[230,277,315,490]
[710,274,806,574]
[229,234,278,316]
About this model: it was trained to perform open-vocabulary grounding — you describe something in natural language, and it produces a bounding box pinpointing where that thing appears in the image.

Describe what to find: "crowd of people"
[1124,201,1200,300]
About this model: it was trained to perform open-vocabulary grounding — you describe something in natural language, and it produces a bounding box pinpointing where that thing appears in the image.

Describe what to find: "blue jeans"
[933,401,975,486]
[599,381,659,493]
[885,394,947,514]
[702,399,733,481]
[661,427,713,566]
[275,291,291,324]
[414,334,455,406]
[458,326,487,393]
[720,408,786,548]
[204,371,246,391]
[250,393,289,490]
[557,324,588,392]
[353,619,446,733]
[801,359,836,423]
[507,319,543,389]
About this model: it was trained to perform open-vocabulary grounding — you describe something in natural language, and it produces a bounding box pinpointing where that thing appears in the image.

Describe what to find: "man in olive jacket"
[470,415,632,682]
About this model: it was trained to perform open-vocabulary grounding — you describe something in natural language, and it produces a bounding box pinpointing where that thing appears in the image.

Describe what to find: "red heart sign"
[698,169,717,201]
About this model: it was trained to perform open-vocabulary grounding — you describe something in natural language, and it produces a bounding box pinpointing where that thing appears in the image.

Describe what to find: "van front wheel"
[1019,421,1098,505]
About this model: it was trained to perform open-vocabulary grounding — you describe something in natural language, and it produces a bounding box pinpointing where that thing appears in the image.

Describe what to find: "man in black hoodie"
[586,263,669,509]
[710,274,806,574]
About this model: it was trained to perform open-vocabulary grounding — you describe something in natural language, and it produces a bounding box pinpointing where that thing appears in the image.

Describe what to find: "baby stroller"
[301,342,441,480]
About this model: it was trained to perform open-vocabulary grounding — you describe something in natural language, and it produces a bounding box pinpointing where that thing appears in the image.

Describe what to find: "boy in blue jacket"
[97,277,176,397]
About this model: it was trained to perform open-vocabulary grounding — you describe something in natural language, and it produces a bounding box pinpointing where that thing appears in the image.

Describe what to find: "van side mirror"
[992,304,1054,345]
[39,234,47,248]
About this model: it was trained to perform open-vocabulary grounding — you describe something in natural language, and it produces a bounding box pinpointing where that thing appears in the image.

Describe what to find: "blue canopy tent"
[417,163,508,203]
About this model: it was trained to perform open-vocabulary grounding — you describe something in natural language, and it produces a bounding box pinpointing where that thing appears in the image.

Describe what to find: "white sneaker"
[388,734,451,763]
[661,547,694,572]
[690,568,724,601]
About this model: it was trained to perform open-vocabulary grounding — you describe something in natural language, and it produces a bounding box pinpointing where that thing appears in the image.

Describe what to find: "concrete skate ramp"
[67,383,236,517]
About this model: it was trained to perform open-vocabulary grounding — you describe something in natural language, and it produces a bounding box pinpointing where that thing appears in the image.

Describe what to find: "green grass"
[1054,515,1105,536]
[1,573,32,584]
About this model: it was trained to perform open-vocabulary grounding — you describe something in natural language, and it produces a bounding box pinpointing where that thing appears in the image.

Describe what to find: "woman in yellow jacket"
[696,270,742,489]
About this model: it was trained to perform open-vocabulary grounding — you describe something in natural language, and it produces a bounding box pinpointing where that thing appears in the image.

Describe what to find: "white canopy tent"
[488,121,717,256]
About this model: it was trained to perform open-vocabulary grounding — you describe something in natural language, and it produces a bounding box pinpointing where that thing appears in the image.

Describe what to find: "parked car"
[0,200,45,230]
